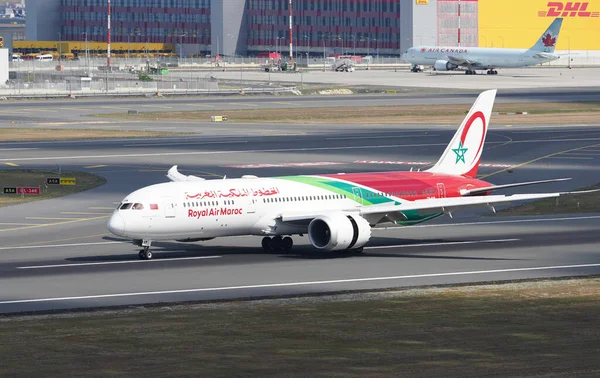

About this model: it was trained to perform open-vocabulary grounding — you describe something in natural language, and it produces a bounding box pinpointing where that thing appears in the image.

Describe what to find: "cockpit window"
[132,203,144,210]
[120,203,133,210]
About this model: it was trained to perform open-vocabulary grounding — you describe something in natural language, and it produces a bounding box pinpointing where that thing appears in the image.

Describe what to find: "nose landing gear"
[486,69,498,75]
[137,239,153,260]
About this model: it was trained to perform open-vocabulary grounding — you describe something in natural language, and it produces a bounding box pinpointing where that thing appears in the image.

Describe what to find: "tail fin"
[529,18,563,53]
[427,89,496,178]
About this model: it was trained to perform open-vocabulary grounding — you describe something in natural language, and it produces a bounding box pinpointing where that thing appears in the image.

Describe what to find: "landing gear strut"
[138,239,153,260]
[262,236,293,252]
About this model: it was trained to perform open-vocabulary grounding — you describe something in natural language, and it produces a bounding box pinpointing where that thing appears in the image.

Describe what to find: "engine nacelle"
[433,60,458,71]
[308,213,371,251]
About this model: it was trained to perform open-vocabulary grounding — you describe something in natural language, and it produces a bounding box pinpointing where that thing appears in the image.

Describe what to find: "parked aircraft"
[402,18,563,75]
[108,89,580,260]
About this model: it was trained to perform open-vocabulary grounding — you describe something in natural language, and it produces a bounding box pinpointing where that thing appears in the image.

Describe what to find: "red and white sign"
[17,187,40,195]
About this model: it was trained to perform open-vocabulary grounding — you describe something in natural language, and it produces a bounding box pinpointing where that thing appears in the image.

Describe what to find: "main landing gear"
[487,69,498,75]
[262,236,293,253]
[465,70,476,75]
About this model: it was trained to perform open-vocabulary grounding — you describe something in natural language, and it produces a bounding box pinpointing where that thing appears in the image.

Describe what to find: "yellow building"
[12,41,175,59]
[478,0,600,50]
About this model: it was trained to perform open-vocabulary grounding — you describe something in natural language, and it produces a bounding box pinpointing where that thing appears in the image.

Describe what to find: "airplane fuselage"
[403,46,559,70]
[109,172,492,241]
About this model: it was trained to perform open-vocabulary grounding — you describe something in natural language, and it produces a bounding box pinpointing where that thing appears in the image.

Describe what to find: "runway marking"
[61,212,113,215]
[122,141,248,147]
[18,255,222,270]
[227,162,344,168]
[1,215,110,233]
[0,223,40,226]
[479,142,600,179]
[140,105,172,109]
[326,135,439,140]
[236,103,258,107]
[3,162,19,166]
[0,148,38,151]
[84,165,108,169]
[365,238,519,250]
[546,156,594,160]
[0,241,125,251]
[0,143,450,162]
[25,217,84,220]
[4,262,600,305]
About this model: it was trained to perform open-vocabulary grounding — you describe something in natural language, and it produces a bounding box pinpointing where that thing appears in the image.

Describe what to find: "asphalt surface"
[1,87,600,132]
[1,124,600,313]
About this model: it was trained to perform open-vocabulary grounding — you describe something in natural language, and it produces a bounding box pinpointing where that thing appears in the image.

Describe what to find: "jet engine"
[308,213,371,251]
[433,60,458,71]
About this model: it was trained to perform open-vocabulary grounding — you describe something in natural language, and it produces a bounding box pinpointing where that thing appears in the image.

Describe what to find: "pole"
[457,0,461,47]
[289,0,293,64]
[58,32,62,64]
[107,0,111,69]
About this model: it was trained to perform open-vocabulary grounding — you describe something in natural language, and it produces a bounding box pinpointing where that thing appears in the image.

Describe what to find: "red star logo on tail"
[542,33,556,47]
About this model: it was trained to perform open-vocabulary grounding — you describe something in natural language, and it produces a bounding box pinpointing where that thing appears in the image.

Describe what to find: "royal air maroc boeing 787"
[108,89,583,260]
[402,18,563,75]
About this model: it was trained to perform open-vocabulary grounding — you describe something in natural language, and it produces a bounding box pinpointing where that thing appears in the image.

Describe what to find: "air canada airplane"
[108,89,582,260]
[402,18,563,75]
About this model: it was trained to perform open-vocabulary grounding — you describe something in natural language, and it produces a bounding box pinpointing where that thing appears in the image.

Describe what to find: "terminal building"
[23,0,600,57]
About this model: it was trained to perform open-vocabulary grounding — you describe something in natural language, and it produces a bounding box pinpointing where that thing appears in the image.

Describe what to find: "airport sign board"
[60,177,76,185]
[3,187,17,194]
[46,177,61,185]
[17,187,41,195]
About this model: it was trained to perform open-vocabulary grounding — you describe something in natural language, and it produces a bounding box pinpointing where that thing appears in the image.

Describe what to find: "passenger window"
[119,203,132,210]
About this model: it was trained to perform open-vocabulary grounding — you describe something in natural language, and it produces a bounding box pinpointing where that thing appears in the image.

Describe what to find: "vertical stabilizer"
[427,90,497,178]
[529,18,563,53]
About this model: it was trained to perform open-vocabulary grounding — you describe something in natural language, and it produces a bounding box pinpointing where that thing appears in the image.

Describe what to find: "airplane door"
[247,198,256,213]
[436,183,446,198]
[163,197,176,218]
[352,187,363,206]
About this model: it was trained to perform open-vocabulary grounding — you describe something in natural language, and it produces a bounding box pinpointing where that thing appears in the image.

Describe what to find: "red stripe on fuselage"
[321,171,492,199]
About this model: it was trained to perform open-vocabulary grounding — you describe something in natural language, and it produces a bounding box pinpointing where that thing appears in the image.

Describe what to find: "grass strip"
[499,183,600,216]
[2,278,600,377]
[92,102,600,125]
[0,169,106,207]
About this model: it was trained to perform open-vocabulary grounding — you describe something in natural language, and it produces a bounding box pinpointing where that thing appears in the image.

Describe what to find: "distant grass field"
[2,278,600,377]
[0,170,106,207]
[0,128,184,142]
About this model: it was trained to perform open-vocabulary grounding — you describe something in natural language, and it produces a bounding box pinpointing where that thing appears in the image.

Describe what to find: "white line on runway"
[364,238,519,250]
[3,262,600,305]
[326,135,439,140]
[0,241,125,250]
[122,141,248,147]
[17,255,222,270]
[0,143,450,162]
[0,148,39,151]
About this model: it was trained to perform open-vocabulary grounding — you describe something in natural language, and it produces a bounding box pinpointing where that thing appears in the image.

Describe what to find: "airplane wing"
[280,188,597,226]
[447,55,481,67]
[166,165,206,182]
[459,178,571,196]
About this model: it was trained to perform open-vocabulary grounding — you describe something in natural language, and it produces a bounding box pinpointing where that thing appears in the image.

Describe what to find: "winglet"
[427,89,497,178]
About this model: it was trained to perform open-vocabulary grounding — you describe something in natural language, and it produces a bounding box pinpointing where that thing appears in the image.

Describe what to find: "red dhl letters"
[188,208,243,218]
[539,2,599,17]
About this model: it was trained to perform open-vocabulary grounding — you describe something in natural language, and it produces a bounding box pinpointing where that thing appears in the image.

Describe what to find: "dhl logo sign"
[539,2,599,17]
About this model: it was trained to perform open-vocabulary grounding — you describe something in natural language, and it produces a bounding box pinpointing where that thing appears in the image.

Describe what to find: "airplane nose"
[107,213,126,236]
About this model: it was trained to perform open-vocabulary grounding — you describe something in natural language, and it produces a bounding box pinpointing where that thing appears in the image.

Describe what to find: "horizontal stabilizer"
[460,178,571,196]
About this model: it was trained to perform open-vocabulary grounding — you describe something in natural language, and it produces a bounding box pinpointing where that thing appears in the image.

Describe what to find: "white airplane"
[108,89,585,260]
[402,18,563,75]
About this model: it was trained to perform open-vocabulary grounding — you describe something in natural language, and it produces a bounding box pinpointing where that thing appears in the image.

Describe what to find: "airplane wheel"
[487,70,492,75]
[282,237,293,252]
[138,250,145,260]
[145,250,153,260]
[493,70,498,75]
[261,237,272,252]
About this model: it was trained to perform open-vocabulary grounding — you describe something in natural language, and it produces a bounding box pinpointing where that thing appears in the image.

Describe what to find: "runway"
[1,124,600,313]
